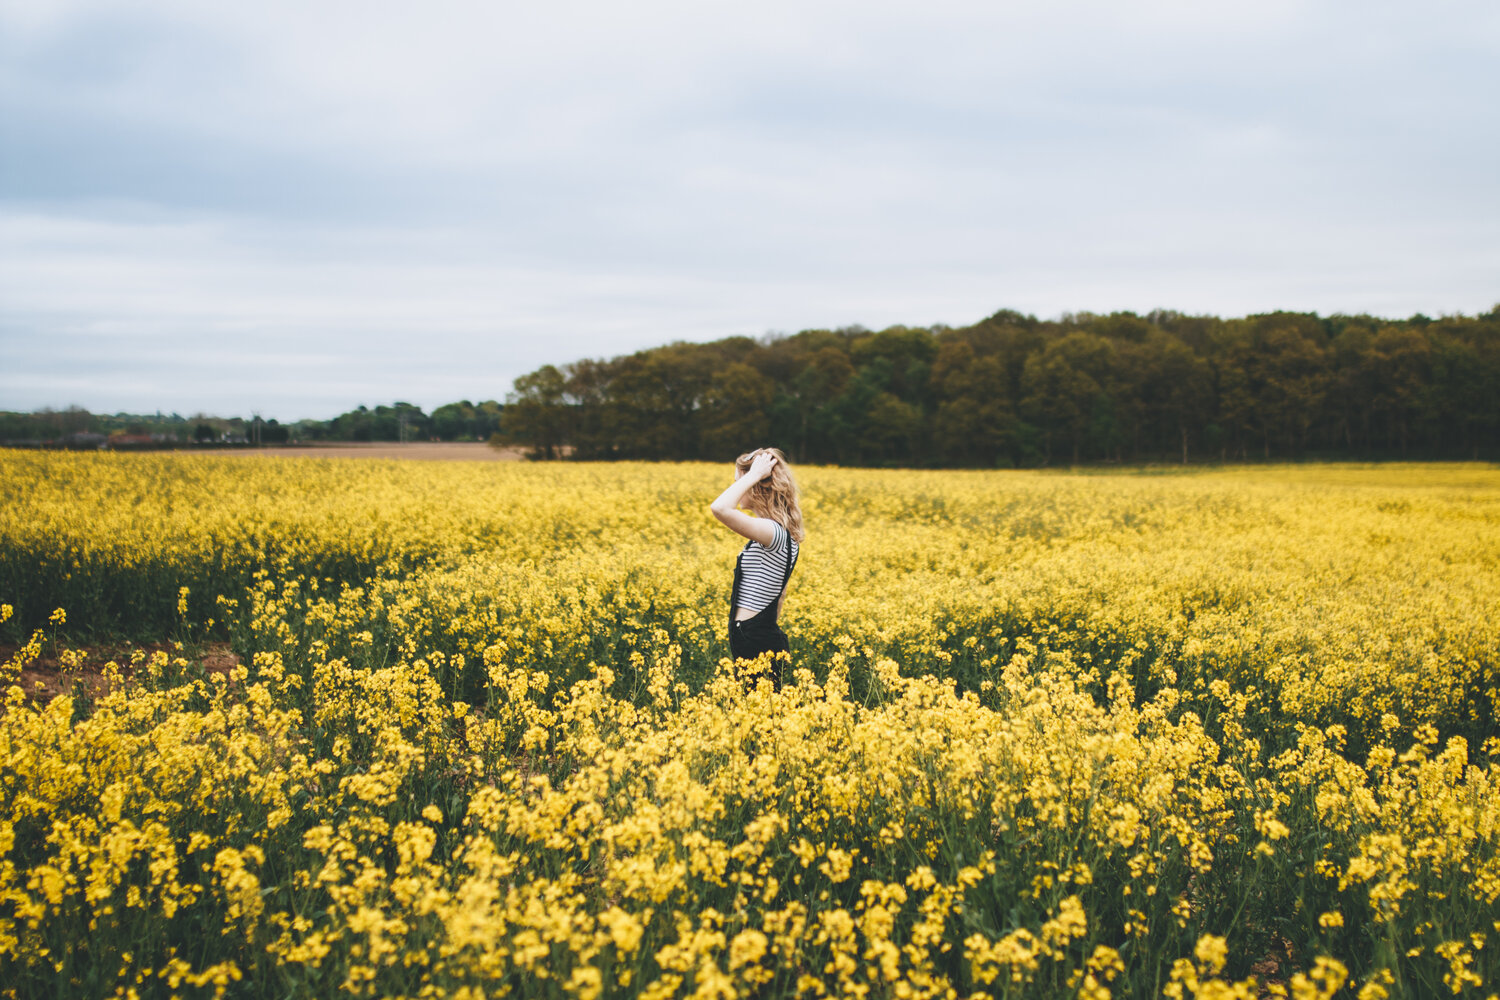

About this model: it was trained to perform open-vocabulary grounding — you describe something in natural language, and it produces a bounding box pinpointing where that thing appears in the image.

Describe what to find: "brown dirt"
[1250,936,1296,997]
[228,442,530,462]
[2,640,240,703]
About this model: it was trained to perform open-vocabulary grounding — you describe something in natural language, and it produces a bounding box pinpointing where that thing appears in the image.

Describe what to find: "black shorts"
[730,613,789,688]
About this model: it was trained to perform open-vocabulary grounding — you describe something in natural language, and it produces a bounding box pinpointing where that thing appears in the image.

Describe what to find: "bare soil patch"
[229,442,529,462]
[2,640,240,702]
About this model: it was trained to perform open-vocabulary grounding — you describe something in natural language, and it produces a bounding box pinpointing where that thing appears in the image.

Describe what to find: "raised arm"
[710,450,780,547]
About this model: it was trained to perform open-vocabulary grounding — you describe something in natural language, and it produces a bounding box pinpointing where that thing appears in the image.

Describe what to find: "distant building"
[102,432,180,449]
[63,432,108,449]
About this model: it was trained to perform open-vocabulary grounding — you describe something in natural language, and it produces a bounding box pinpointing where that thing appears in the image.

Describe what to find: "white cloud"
[2,0,1497,417]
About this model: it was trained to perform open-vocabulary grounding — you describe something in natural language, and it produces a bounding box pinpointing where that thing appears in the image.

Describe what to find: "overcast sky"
[2,0,1497,420]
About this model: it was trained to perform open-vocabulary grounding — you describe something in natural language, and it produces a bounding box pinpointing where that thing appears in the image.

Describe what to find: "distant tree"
[930,341,1017,466]
[774,346,855,462]
[430,401,474,440]
[564,359,616,460]
[441,304,1500,468]
[1121,332,1211,463]
[948,312,1045,410]
[827,358,896,464]
[503,366,569,459]
[850,326,939,409]
[701,362,774,459]
[35,406,93,437]
[1361,326,1432,456]
[1215,316,1329,458]
[474,400,505,440]
[1020,333,1115,464]
[861,392,923,464]
[1254,314,1331,456]
[1087,311,1154,344]
[1327,318,1381,453]
[0,413,20,441]
[605,347,714,460]
[293,418,328,441]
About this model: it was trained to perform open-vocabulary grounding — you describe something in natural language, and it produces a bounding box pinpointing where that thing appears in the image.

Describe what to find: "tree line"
[297,400,506,443]
[500,306,1500,465]
[8,306,1497,464]
[0,401,507,447]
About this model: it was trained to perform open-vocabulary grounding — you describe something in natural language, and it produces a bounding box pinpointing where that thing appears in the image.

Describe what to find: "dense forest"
[6,306,1498,465]
[501,306,1500,465]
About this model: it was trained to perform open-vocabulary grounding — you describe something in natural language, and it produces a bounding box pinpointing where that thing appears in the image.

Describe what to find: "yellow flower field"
[1,453,1497,999]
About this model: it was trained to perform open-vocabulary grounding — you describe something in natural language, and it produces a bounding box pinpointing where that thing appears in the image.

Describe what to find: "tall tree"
[1020,333,1115,464]
[930,341,1018,466]
[503,365,568,458]
[701,362,775,459]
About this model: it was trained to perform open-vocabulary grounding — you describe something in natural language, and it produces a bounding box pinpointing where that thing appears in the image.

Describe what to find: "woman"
[709,447,804,688]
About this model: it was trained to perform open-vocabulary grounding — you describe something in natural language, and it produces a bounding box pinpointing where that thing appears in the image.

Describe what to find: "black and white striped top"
[733,522,800,614]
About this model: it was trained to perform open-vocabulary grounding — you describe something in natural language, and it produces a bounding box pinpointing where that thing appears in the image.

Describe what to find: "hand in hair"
[710,450,781,547]
[744,449,777,483]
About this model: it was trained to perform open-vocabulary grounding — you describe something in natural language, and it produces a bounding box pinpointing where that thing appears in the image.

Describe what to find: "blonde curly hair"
[734,447,805,542]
